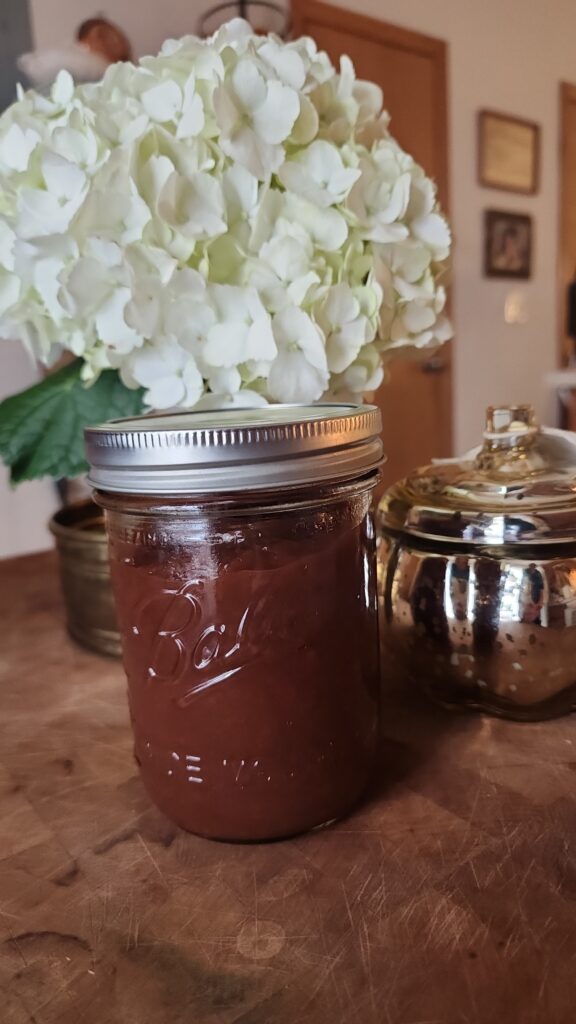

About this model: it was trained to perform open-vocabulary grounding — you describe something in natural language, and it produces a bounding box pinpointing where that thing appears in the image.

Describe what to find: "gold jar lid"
[378,405,576,545]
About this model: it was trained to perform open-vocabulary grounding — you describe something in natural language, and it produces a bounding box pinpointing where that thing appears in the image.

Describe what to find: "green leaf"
[0,359,145,484]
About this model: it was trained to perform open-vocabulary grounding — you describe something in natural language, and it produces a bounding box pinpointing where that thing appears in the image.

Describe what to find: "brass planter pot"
[50,500,121,657]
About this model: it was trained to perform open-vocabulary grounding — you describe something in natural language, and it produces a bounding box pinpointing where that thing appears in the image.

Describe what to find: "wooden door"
[292,0,452,487]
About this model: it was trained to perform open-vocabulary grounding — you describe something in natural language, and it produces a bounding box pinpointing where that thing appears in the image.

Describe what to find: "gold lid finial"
[477,404,542,474]
[484,405,537,438]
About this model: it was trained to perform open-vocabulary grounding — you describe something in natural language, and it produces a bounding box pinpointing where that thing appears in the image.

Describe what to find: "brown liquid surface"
[107,501,379,841]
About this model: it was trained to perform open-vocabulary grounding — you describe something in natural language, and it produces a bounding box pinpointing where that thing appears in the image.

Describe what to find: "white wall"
[0,344,58,557]
[27,0,576,452]
[29,0,225,60]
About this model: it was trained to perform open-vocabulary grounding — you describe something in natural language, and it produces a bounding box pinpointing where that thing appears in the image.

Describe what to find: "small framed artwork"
[478,110,540,194]
[484,210,532,279]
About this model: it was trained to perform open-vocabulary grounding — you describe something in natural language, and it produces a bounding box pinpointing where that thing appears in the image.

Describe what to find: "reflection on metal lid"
[379,405,576,546]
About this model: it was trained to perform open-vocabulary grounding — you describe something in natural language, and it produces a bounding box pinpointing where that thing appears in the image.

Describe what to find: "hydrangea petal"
[232,60,267,112]
[252,82,300,144]
[142,80,183,123]
[95,288,143,353]
[0,124,41,172]
[268,349,328,403]
[258,41,306,90]
[412,212,451,254]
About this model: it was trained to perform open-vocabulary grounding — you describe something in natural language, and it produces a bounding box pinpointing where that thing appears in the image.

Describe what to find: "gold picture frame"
[478,110,540,195]
[484,210,532,279]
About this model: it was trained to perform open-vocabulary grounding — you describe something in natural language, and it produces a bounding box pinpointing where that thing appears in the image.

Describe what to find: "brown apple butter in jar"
[85,405,382,841]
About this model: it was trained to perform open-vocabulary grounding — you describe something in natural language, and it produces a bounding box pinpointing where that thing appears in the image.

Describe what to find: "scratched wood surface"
[2,552,576,1024]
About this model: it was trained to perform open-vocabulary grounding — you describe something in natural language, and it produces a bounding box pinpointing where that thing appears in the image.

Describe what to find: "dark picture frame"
[484,210,532,279]
[478,110,540,195]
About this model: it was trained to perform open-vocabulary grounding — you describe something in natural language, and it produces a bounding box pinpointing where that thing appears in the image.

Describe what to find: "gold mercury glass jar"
[377,404,576,721]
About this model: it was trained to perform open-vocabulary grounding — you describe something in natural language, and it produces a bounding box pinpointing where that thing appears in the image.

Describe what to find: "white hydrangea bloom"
[0,19,452,411]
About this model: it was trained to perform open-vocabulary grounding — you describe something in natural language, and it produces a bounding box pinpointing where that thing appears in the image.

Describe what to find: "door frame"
[291,0,450,211]
[558,81,576,366]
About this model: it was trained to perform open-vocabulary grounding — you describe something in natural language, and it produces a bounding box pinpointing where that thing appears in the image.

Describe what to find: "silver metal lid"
[378,405,576,546]
[85,403,383,495]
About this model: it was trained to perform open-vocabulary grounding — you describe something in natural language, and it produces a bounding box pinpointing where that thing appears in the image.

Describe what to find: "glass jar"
[377,405,576,720]
[86,405,383,841]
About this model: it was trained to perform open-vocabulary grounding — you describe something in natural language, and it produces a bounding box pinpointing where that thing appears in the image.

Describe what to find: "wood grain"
[2,553,576,1023]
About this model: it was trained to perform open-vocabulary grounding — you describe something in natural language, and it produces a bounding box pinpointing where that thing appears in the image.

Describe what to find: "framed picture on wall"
[484,210,532,279]
[478,110,540,194]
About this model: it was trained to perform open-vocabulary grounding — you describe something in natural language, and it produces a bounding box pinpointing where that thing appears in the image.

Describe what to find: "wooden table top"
[2,552,576,1024]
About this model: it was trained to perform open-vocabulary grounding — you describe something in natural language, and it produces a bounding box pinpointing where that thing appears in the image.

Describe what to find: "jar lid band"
[85,403,383,495]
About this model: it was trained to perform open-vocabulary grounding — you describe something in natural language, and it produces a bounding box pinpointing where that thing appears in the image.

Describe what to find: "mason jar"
[85,405,383,841]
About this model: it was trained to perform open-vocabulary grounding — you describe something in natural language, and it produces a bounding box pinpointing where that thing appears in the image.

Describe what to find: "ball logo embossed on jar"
[133,584,203,684]
[131,580,273,707]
